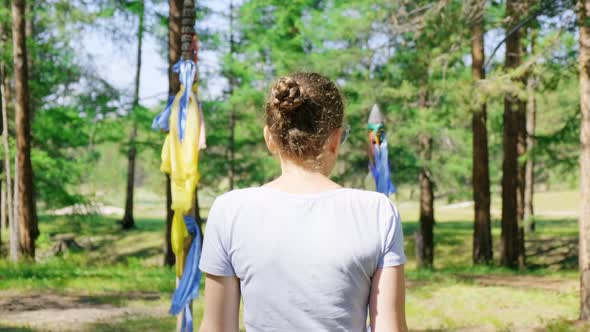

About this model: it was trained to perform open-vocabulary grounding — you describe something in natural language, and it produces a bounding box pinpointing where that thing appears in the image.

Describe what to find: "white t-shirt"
[199,187,406,332]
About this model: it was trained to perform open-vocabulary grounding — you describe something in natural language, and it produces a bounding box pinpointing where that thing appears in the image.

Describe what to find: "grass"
[88,316,177,332]
[0,190,586,331]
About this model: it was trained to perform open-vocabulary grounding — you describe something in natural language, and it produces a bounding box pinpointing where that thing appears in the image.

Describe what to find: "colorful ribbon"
[153,57,205,331]
[169,215,202,332]
[152,59,197,142]
[369,125,396,196]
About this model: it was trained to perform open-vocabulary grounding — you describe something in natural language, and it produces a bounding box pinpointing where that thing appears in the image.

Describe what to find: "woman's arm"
[369,265,407,332]
[199,273,241,332]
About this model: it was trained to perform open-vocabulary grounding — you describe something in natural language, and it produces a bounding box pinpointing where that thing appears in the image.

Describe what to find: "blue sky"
[82,0,231,108]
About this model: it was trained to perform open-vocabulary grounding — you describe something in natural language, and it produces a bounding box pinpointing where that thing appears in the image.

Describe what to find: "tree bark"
[194,187,203,244]
[524,29,537,233]
[11,0,37,259]
[577,0,590,321]
[0,8,10,246]
[24,0,32,106]
[501,0,526,269]
[164,0,182,267]
[416,134,434,268]
[0,71,10,237]
[470,0,493,265]
[121,0,145,230]
[13,153,18,260]
[181,0,195,61]
[164,175,175,266]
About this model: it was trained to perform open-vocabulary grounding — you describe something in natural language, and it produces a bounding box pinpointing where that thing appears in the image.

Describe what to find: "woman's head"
[264,72,345,171]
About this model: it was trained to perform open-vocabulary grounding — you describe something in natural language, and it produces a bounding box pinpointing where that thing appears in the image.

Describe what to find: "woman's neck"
[264,159,341,194]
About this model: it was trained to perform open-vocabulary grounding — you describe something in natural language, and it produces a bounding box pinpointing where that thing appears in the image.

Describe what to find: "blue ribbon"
[151,59,197,142]
[370,132,396,196]
[169,215,202,332]
[151,96,175,131]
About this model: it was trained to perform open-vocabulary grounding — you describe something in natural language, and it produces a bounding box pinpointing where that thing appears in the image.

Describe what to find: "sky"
[82,0,230,108]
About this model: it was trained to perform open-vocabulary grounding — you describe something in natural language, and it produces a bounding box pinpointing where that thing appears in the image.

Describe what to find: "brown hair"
[265,72,344,161]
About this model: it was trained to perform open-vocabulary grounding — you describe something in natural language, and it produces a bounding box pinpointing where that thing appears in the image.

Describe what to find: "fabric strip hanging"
[152,56,205,332]
[368,104,396,196]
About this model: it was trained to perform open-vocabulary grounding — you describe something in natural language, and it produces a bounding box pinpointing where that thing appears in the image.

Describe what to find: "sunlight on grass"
[407,284,577,330]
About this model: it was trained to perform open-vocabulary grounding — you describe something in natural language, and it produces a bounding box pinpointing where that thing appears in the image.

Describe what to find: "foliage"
[1,0,579,207]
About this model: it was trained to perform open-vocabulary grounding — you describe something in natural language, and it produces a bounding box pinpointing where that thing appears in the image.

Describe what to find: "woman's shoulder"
[344,188,394,203]
[211,187,268,207]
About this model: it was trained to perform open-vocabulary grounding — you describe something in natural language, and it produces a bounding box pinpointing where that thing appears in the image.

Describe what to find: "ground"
[0,190,588,331]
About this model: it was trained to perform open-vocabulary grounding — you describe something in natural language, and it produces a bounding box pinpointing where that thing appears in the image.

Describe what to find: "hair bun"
[271,77,304,113]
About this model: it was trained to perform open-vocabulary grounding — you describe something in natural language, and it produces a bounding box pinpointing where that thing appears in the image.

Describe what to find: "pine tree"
[501,0,525,269]
[11,0,37,259]
[163,0,182,267]
[120,0,145,230]
[468,0,493,264]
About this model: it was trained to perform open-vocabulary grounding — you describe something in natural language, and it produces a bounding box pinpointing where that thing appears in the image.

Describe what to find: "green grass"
[0,190,585,331]
[88,316,177,332]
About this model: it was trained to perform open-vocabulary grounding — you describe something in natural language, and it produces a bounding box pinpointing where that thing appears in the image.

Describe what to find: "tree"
[1,0,16,261]
[0,1,7,253]
[0,48,10,260]
[417,133,434,268]
[11,0,37,259]
[164,0,182,267]
[468,0,493,264]
[524,27,538,232]
[577,0,590,320]
[120,0,145,230]
[501,0,525,269]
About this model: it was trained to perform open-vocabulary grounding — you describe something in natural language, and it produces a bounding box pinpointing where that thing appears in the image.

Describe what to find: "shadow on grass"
[526,236,578,270]
[0,326,34,332]
[87,316,176,332]
[112,247,162,264]
[0,291,162,312]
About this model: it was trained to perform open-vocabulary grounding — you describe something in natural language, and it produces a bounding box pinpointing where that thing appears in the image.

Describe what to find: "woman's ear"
[264,126,278,155]
[327,128,343,154]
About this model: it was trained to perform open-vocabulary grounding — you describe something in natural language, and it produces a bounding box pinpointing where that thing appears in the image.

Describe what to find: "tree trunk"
[164,175,175,266]
[524,29,537,233]
[180,0,195,61]
[228,0,236,191]
[176,2,196,330]
[24,0,33,110]
[164,0,182,267]
[121,0,145,230]
[1,180,5,248]
[12,153,18,261]
[11,0,37,260]
[470,0,492,265]
[577,0,590,320]
[0,1,18,262]
[0,10,9,243]
[194,187,203,244]
[501,0,525,269]
[416,134,434,268]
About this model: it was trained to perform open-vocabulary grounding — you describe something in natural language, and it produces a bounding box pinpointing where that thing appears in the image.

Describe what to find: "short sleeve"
[199,197,236,276]
[377,200,406,268]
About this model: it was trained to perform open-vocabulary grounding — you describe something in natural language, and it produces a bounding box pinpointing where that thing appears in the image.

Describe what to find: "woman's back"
[200,187,405,331]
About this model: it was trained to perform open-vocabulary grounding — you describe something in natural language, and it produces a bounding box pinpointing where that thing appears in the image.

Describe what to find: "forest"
[0,0,589,331]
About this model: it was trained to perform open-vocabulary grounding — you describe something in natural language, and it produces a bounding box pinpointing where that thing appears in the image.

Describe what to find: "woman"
[199,73,407,332]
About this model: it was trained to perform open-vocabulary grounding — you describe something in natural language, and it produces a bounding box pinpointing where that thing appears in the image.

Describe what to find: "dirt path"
[458,274,578,293]
[0,291,168,331]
